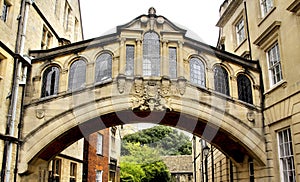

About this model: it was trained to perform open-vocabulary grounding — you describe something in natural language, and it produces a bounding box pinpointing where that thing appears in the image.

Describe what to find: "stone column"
[119,38,126,75]
[162,40,168,76]
[178,41,184,77]
[136,38,142,76]
[86,62,94,86]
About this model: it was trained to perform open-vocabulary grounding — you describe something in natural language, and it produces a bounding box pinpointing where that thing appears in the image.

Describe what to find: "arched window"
[214,65,229,96]
[190,57,205,87]
[237,74,253,104]
[41,66,59,97]
[68,59,86,91]
[143,32,160,76]
[95,53,112,83]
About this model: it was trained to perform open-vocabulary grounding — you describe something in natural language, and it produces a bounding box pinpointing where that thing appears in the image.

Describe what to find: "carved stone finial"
[148,7,156,16]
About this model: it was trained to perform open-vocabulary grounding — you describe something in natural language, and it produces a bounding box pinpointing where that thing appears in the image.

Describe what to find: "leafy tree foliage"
[122,125,192,155]
[120,142,171,182]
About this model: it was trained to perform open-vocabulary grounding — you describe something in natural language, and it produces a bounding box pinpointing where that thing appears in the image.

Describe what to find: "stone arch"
[63,55,89,70]
[19,81,266,176]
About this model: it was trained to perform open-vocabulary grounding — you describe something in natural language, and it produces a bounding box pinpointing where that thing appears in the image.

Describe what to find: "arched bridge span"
[19,77,265,174]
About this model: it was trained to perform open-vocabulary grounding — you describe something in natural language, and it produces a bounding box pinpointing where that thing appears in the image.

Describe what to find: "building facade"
[194,0,300,181]
[83,127,121,182]
[3,1,298,181]
[0,0,84,181]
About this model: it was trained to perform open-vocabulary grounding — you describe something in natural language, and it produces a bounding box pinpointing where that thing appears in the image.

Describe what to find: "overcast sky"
[80,0,224,46]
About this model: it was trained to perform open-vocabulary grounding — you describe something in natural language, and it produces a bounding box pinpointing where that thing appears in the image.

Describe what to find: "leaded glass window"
[143,32,160,76]
[126,45,134,76]
[267,42,282,86]
[237,74,253,104]
[41,66,59,97]
[169,47,177,79]
[278,128,296,182]
[95,53,112,83]
[68,60,86,91]
[214,65,229,96]
[190,58,205,87]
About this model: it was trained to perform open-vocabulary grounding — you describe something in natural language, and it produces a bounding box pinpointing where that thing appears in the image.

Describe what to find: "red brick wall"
[84,128,110,182]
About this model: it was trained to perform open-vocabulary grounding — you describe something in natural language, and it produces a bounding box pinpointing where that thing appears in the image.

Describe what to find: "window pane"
[214,66,229,95]
[169,47,177,79]
[68,60,86,91]
[1,1,9,22]
[126,45,134,76]
[95,53,112,83]
[278,128,295,182]
[237,74,253,104]
[42,66,60,97]
[190,58,205,87]
[267,43,282,85]
[97,133,103,155]
[143,32,160,76]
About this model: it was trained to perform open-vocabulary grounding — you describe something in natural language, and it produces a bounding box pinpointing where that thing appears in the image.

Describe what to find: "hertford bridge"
[19,8,266,181]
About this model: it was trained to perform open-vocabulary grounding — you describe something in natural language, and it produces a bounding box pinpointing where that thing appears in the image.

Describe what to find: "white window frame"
[260,0,273,17]
[96,133,103,155]
[277,128,296,182]
[267,42,283,86]
[96,170,103,182]
[235,18,245,45]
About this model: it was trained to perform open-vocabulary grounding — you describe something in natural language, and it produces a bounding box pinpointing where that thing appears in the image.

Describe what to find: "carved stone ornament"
[177,77,187,95]
[131,77,172,111]
[117,74,126,94]
[36,109,45,119]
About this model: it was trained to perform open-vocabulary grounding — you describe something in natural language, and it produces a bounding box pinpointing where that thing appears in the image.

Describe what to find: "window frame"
[96,133,103,155]
[267,42,283,86]
[125,45,135,76]
[1,0,10,22]
[169,47,177,79]
[68,59,86,91]
[214,65,230,96]
[235,17,245,46]
[237,74,253,104]
[142,31,160,76]
[96,170,103,182]
[70,162,77,182]
[277,128,296,182]
[190,57,206,87]
[260,0,273,17]
[95,52,112,84]
[41,66,60,98]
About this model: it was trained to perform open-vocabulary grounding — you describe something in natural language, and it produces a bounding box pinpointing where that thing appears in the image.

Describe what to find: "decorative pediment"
[116,7,187,36]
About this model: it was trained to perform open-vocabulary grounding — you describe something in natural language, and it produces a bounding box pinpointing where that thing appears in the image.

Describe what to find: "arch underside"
[34,110,260,165]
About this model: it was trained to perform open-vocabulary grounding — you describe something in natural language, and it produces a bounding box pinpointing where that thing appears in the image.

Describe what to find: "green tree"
[120,142,171,182]
[122,125,192,156]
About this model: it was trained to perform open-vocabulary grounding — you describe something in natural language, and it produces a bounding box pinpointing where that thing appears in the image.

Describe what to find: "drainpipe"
[1,0,33,181]
[243,0,252,60]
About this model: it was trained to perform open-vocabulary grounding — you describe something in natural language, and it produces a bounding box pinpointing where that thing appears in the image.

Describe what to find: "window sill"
[258,7,276,27]
[264,80,287,95]
[234,38,247,52]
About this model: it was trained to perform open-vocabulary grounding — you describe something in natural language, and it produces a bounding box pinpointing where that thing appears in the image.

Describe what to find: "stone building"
[194,0,300,181]
[162,155,193,182]
[0,0,84,181]
[2,1,297,181]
